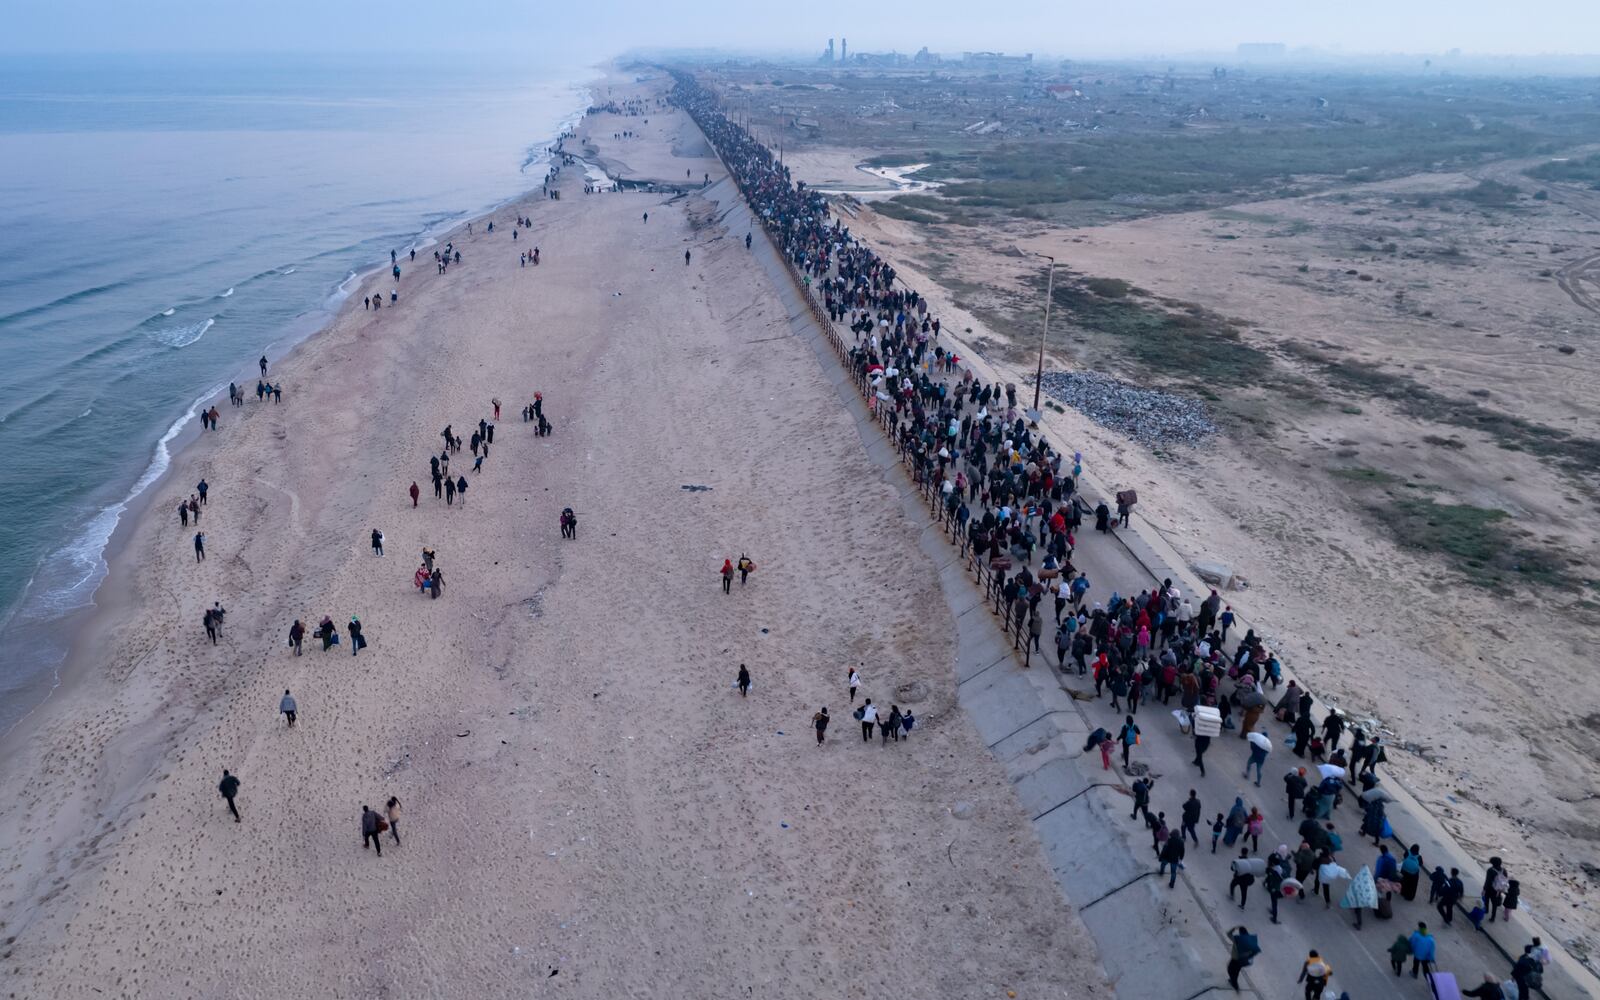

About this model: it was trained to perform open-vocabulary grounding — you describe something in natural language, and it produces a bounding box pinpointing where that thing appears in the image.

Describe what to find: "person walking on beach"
[316,616,339,651]
[178,500,189,527]
[882,705,902,744]
[409,481,419,507]
[371,529,384,556]
[219,769,241,822]
[361,805,383,856]
[280,690,297,727]
[194,531,205,561]
[720,558,734,594]
[189,496,201,524]
[289,619,305,655]
[259,355,268,377]
[444,476,456,505]
[858,699,878,742]
[848,666,861,704]
[812,707,829,746]
[197,479,208,505]
[203,607,218,645]
[386,797,402,846]
[684,249,691,266]
[736,663,751,697]
[349,616,367,656]
[455,475,468,505]
[737,554,754,585]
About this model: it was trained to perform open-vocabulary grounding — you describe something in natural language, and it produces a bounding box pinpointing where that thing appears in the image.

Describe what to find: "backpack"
[853,707,866,721]
[1235,933,1260,963]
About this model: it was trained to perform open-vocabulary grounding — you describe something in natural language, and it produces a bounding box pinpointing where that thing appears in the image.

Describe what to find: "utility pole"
[1031,253,1057,420]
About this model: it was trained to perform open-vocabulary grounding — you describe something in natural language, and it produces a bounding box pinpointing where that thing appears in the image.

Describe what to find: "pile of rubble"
[1039,370,1217,448]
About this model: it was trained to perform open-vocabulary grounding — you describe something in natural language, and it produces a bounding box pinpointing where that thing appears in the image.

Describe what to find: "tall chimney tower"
[841,37,847,63]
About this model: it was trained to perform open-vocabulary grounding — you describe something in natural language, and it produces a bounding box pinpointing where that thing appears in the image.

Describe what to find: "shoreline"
[0,82,596,745]
[0,129,587,943]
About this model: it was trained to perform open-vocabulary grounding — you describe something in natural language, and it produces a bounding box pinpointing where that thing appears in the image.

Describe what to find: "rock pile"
[1039,370,1217,448]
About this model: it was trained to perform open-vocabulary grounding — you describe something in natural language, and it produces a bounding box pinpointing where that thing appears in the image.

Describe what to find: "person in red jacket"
[720,559,734,594]
[409,481,419,507]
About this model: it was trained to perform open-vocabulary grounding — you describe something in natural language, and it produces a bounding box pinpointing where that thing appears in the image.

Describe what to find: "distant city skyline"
[6,0,1598,59]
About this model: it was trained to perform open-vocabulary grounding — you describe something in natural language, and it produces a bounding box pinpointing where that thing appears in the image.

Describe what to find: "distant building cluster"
[818,38,1033,72]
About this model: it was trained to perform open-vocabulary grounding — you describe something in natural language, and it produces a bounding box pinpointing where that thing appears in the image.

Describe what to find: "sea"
[0,53,590,734]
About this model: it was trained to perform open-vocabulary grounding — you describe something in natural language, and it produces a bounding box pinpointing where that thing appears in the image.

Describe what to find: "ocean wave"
[0,388,61,426]
[0,280,128,328]
[162,308,176,316]
[283,267,296,274]
[219,287,234,298]
[19,386,215,624]
[147,317,214,349]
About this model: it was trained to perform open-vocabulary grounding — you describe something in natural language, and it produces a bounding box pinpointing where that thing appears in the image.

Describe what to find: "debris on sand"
[1040,370,1217,448]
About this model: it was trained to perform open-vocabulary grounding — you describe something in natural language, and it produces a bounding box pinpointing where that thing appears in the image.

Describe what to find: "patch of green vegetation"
[1210,209,1282,224]
[1330,466,1399,484]
[908,119,1543,212]
[1461,180,1521,206]
[1034,273,1272,389]
[1084,277,1133,298]
[872,198,943,225]
[1375,497,1578,590]
[1281,342,1600,481]
[891,193,949,213]
[1525,153,1600,187]
[864,150,952,168]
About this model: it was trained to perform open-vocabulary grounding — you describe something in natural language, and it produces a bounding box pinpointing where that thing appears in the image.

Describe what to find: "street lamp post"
[1032,253,1057,418]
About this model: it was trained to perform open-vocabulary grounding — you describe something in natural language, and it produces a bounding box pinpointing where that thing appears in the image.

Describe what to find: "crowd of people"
[182,246,562,860]
[672,70,1552,1000]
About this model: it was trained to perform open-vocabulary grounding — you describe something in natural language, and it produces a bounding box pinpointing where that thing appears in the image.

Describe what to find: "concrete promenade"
[690,163,1588,997]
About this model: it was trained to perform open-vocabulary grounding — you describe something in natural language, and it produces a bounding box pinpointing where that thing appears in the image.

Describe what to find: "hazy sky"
[7,0,1598,59]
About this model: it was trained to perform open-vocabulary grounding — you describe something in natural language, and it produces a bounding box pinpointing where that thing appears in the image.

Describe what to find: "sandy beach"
[0,73,1105,998]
